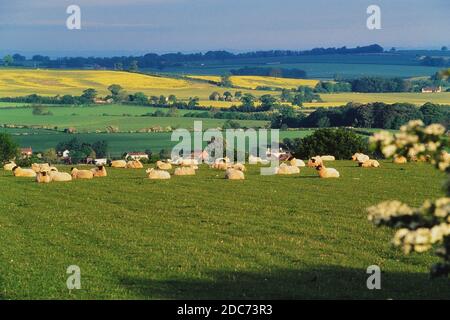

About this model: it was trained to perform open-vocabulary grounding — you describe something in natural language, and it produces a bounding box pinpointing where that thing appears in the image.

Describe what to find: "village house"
[421,86,442,93]
[20,147,33,158]
[125,152,149,161]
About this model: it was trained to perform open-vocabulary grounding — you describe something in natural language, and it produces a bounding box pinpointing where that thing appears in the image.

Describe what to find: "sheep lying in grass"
[110,160,127,168]
[156,161,172,170]
[248,155,270,165]
[307,156,323,168]
[393,155,407,164]
[315,164,340,178]
[174,166,196,176]
[359,159,380,168]
[126,160,144,169]
[289,158,306,167]
[91,165,107,177]
[36,171,52,184]
[146,168,171,180]
[49,171,72,182]
[225,168,245,180]
[320,155,335,161]
[231,163,246,172]
[351,153,370,162]
[31,163,51,173]
[3,161,16,171]
[12,166,37,177]
[277,163,300,175]
[211,162,230,170]
[71,168,94,180]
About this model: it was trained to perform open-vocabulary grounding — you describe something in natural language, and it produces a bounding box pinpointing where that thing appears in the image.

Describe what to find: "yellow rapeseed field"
[0,69,205,97]
[230,76,319,89]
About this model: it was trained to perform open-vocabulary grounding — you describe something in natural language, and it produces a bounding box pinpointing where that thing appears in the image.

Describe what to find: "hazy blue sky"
[0,0,449,57]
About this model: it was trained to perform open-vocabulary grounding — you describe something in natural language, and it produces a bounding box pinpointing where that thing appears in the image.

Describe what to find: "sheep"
[277,163,300,175]
[289,158,306,167]
[215,157,230,164]
[156,161,172,170]
[351,153,370,162]
[359,159,380,168]
[174,166,196,176]
[231,163,246,172]
[225,168,245,180]
[307,156,323,168]
[393,155,407,164]
[31,163,51,173]
[320,155,335,161]
[110,160,127,168]
[71,168,94,180]
[49,171,72,182]
[181,159,199,167]
[3,161,16,171]
[211,162,230,170]
[49,166,58,172]
[249,155,270,165]
[91,165,107,177]
[126,160,144,169]
[12,166,37,178]
[315,164,340,178]
[36,171,52,184]
[146,168,171,180]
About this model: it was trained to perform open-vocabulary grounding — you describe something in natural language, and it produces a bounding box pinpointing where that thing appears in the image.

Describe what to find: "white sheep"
[277,163,300,175]
[49,171,72,182]
[316,164,340,178]
[174,166,196,176]
[225,168,245,180]
[146,168,171,180]
[3,161,16,171]
[12,166,37,177]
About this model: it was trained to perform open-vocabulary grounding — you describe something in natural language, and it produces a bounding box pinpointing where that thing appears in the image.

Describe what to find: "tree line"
[2,44,383,69]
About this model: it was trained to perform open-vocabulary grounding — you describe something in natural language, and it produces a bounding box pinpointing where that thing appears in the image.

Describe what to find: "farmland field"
[2,127,314,156]
[0,104,268,132]
[0,161,448,299]
[0,69,274,103]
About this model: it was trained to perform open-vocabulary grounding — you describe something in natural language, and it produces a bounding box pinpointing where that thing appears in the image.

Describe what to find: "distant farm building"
[20,147,33,158]
[421,86,442,93]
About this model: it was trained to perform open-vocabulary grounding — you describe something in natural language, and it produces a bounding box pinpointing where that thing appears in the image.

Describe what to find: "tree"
[130,92,148,105]
[223,91,233,101]
[0,133,19,163]
[240,94,255,109]
[168,95,177,104]
[42,148,58,163]
[81,88,98,103]
[108,84,123,96]
[3,55,13,66]
[129,60,139,72]
[442,46,448,51]
[209,92,221,101]
[92,140,108,158]
[287,128,368,160]
[12,53,26,62]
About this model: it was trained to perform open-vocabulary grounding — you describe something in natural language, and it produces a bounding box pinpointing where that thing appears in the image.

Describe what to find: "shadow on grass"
[119,266,450,300]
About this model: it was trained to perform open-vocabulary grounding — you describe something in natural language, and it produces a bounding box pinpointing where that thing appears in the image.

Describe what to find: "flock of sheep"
[2,151,388,183]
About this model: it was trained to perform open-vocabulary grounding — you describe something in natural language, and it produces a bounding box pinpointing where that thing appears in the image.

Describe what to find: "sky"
[0,0,449,57]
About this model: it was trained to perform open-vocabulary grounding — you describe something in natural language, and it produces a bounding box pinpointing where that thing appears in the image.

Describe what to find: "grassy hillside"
[0,162,448,299]
[0,104,268,132]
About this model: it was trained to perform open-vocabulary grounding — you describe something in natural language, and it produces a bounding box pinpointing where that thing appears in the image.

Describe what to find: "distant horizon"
[2,45,449,59]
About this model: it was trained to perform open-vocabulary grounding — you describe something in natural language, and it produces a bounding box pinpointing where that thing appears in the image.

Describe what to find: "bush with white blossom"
[367,120,450,278]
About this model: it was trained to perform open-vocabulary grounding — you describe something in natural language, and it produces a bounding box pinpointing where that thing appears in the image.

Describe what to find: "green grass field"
[0,162,448,299]
[2,127,315,157]
[0,104,268,132]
